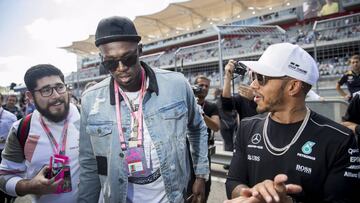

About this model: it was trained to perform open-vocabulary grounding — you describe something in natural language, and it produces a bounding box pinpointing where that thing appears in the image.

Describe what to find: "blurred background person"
[0,93,17,203]
[336,54,360,101]
[319,0,339,16]
[187,75,220,202]
[2,94,23,120]
[213,88,238,170]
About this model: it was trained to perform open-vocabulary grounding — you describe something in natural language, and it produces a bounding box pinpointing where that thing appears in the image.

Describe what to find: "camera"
[192,85,203,96]
[233,61,247,76]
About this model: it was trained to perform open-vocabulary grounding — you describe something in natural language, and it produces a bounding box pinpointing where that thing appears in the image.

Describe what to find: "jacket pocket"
[86,123,113,156]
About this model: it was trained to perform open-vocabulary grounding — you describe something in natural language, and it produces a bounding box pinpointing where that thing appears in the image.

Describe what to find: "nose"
[116,61,129,72]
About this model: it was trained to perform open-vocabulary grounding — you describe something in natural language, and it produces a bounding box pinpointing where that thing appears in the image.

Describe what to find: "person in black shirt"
[336,54,360,101]
[225,43,360,203]
[342,91,360,144]
[222,66,257,120]
[187,75,220,202]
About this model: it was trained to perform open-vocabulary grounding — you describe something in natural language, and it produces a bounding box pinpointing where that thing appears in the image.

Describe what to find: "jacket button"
[119,153,124,158]
[118,178,124,183]
[97,128,102,133]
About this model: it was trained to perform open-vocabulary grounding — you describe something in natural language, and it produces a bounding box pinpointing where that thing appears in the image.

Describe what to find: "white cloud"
[0,0,175,87]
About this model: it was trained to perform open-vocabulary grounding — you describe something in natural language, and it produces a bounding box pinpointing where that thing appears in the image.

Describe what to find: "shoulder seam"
[242,115,266,122]
[309,118,350,136]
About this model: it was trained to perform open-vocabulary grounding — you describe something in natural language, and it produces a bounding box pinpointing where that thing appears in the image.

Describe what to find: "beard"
[34,94,70,122]
[256,82,287,114]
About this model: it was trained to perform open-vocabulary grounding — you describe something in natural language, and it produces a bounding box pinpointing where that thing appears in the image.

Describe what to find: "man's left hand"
[191,178,206,203]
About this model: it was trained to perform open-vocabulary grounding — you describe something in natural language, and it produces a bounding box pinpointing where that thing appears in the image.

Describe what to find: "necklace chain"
[262,107,310,156]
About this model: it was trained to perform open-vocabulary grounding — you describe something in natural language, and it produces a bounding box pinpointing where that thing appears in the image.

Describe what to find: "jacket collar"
[109,61,159,105]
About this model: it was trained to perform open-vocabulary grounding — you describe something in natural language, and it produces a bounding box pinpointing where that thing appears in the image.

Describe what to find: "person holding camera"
[0,64,80,203]
[78,16,209,203]
[222,60,258,121]
[187,75,220,202]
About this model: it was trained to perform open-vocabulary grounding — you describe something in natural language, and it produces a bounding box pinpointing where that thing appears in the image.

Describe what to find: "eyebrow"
[38,83,64,90]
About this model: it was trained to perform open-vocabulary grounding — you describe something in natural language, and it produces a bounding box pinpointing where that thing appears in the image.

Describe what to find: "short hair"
[24,64,64,92]
[302,82,312,96]
[350,54,360,61]
[194,75,210,84]
[7,94,18,103]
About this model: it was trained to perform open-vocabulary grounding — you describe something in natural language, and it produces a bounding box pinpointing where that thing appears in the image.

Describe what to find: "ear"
[287,80,303,96]
[138,43,143,56]
[25,91,34,102]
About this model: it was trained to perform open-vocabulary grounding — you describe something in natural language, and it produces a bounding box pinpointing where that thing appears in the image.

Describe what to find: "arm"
[203,114,220,132]
[185,79,209,202]
[322,134,360,202]
[225,122,250,198]
[78,94,101,202]
[0,124,59,196]
[222,60,236,98]
[336,76,350,100]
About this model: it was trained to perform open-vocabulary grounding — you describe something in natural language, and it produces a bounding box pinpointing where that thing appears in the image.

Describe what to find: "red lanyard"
[39,116,69,155]
[114,68,146,150]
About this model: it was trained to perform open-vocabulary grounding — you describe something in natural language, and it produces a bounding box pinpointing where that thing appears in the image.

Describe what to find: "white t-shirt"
[124,91,168,203]
[2,103,80,203]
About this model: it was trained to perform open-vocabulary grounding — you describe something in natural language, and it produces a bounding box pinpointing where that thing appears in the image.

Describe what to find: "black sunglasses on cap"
[100,49,138,72]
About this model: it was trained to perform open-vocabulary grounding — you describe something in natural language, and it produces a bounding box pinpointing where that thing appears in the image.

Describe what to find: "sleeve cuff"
[5,176,23,196]
[196,174,210,181]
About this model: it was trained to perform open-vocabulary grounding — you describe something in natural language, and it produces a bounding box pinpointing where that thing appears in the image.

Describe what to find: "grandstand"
[61,0,360,98]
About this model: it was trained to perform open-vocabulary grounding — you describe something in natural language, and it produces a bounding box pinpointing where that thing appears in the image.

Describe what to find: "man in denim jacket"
[78,16,209,203]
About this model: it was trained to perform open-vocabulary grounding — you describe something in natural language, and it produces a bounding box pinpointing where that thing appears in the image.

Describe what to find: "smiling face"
[99,41,142,92]
[30,75,70,122]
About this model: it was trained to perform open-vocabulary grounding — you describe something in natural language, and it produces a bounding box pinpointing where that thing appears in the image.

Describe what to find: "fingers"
[240,188,253,197]
[254,180,279,202]
[285,184,302,194]
[225,60,236,74]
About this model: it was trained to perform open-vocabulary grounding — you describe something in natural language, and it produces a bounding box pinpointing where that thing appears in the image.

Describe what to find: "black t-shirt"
[203,100,219,145]
[226,111,360,202]
[221,94,257,120]
[338,70,360,98]
[343,93,360,124]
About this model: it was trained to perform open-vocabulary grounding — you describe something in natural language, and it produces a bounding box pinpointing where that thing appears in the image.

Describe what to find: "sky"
[0,0,183,87]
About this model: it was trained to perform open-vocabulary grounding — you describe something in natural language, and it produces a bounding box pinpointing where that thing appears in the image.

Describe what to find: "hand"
[16,165,64,196]
[225,60,236,77]
[344,94,351,101]
[341,121,358,133]
[224,195,262,203]
[238,85,254,100]
[246,174,302,203]
[191,178,205,203]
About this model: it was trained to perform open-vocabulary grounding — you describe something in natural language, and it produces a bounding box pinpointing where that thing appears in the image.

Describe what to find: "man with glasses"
[225,43,360,203]
[0,64,80,203]
[78,16,209,203]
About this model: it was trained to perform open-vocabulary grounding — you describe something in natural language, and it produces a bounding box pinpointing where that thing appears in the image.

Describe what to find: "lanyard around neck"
[114,68,146,150]
[39,116,69,155]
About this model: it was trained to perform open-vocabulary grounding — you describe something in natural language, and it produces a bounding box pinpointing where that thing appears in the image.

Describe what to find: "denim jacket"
[78,62,209,203]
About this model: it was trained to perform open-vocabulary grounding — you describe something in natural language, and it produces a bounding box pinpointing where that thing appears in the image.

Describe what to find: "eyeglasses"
[250,71,286,86]
[33,83,67,97]
[100,50,138,72]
